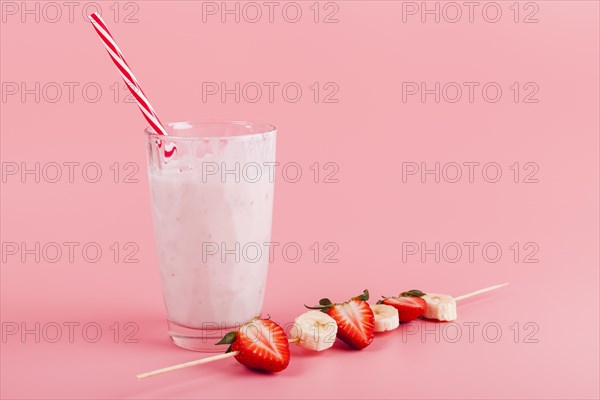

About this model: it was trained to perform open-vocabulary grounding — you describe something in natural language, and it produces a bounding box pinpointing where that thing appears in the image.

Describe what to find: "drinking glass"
[145,121,276,351]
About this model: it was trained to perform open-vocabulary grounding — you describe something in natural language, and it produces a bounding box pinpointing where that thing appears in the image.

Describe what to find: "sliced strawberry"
[327,299,375,349]
[381,290,427,322]
[306,290,375,350]
[217,318,290,373]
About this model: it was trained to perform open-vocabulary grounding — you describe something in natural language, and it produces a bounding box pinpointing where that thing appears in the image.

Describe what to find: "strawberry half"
[380,289,427,322]
[306,289,375,350]
[216,318,290,373]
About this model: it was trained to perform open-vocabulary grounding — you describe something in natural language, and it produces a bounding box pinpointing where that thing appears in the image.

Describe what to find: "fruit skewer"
[137,283,508,379]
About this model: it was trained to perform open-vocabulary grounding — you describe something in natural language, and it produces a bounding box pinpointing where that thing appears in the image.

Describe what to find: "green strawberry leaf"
[354,289,370,302]
[305,304,331,312]
[306,297,335,312]
[216,331,237,345]
[319,298,333,306]
[307,290,370,313]
[400,289,426,297]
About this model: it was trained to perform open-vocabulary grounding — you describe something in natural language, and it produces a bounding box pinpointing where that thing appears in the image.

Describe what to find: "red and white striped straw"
[88,12,174,155]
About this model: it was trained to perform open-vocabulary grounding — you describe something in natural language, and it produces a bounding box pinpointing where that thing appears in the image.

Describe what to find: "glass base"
[167,320,235,352]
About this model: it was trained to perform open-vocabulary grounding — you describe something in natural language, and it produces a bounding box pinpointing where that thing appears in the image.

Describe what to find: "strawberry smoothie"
[145,121,276,351]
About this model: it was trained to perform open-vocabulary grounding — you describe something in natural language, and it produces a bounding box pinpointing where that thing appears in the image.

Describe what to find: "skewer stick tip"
[454,283,509,302]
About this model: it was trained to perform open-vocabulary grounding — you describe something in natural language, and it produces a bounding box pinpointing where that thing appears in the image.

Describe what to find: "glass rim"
[145,120,276,141]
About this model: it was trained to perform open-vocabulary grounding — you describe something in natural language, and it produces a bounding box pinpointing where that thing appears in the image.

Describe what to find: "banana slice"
[422,293,457,321]
[370,304,400,332]
[292,310,338,351]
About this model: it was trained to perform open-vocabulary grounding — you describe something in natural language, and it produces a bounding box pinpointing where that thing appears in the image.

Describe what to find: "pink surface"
[1,1,599,399]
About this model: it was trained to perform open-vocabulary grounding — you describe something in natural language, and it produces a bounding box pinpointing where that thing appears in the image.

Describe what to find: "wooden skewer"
[136,352,237,380]
[136,338,299,380]
[454,283,509,302]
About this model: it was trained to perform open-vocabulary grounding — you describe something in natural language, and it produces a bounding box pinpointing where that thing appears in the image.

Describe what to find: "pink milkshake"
[146,121,276,351]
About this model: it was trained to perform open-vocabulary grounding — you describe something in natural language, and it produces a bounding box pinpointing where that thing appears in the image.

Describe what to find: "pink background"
[1,1,598,399]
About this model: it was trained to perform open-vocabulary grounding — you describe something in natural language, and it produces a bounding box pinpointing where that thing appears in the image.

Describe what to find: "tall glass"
[145,121,276,352]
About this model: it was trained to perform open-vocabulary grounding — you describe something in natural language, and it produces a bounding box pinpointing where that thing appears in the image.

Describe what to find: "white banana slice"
[370,304,400,332]
[422,293,457,321]
[292,310,338,351]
